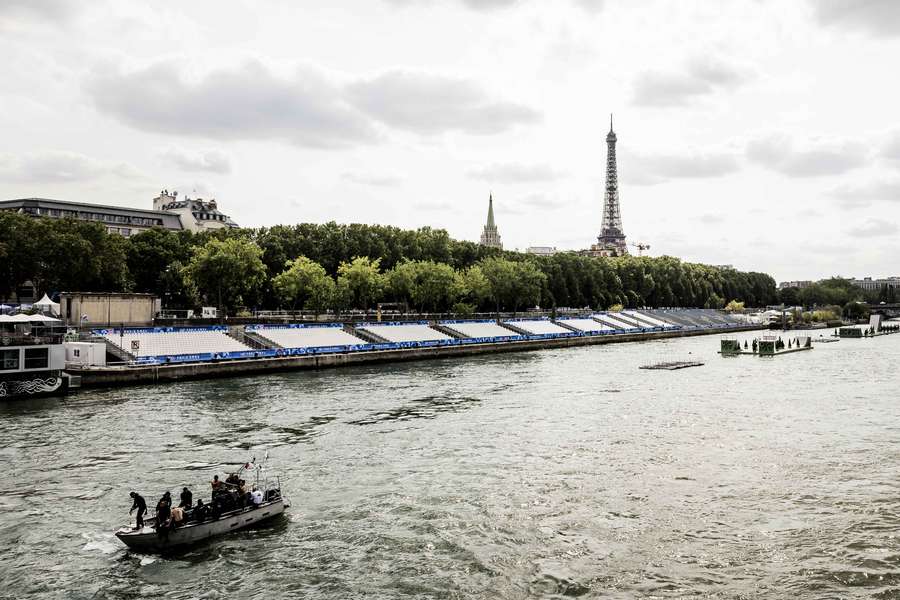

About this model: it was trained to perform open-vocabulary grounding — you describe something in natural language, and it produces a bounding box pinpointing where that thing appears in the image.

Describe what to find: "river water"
[2,330,899,599]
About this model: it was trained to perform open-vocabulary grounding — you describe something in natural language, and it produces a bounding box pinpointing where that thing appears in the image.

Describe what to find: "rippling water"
[3,330,900,599]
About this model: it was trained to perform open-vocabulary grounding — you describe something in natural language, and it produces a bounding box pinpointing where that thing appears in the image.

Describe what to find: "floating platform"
[639,361,704,370]
[719,346,813,356]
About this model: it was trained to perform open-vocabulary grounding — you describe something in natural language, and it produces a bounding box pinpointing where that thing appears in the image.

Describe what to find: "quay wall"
[75,324,763,389]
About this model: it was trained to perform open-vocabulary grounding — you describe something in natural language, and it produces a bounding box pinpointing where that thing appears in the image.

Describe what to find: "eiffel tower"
[595,114,627,256]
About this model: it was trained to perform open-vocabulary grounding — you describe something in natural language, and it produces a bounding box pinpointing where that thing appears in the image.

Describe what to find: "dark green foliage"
[2,214,778,311]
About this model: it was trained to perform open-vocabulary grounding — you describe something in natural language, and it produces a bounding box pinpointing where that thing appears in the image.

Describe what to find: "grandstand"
[356,322,453,343]
[593,313,642,331]
[250,325,366,349]
[99,327,251,357]
[556,318,615,333]
[504,319,573,336]
[626,311,679,329]
[440,321,523,340]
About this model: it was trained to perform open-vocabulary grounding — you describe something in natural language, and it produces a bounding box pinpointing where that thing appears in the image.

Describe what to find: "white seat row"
[441,321,521,339]
[104,330,250,356]
[626,311,678,329]
[592,314,640,330]
[557,318,614,333]
[357,324,452,343]
[505,319,571,335]
[253,326,365,349]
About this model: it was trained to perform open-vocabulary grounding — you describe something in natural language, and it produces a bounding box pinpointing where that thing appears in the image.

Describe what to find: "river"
[2,329,899,599]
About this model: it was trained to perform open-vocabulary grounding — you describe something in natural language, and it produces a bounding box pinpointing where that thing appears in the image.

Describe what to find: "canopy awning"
[33,294,61,316]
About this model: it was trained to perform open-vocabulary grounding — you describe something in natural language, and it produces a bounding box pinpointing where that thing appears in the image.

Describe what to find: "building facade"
[152,190,238,233]
[849,277,900,292]
[479,194,502,249]
[0,198,183,236]
[60,292,159,327]
[526,246,557,256]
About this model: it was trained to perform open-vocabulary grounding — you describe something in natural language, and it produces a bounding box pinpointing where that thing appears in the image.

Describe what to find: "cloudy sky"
[2,0,899,282]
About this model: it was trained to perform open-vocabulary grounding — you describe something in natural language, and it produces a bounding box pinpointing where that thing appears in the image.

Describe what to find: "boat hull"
[115,498,286,552]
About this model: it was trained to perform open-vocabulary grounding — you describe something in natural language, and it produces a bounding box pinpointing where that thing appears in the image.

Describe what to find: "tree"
[460,265,490,309]
[724,300,745,312]
[479,257,546,312]
[272,256,335,315]
[182,238,267,313]
[336,256,385,310]
[126,228,193,297]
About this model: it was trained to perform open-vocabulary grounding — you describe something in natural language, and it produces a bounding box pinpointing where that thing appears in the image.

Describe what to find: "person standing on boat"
[156,491,171,528]
[129,492,147,530]
[179,487,192,509]
[211,475,223,493]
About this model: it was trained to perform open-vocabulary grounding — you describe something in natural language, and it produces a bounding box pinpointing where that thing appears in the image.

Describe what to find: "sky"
[1,0,899,282]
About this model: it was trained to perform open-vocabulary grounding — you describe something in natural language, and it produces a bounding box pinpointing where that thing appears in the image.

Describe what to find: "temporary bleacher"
[440,320,523,340]
[556,318,615,333]
[627,310,679,329]
[250,324,366,350]
[504,318,574,336]
[356,322,453,344]
[593,313,642,331]
[99,327,252,359]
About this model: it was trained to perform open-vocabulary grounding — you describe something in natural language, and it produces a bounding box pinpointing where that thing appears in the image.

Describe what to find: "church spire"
[479,193,502,249]
[486,193,495,228]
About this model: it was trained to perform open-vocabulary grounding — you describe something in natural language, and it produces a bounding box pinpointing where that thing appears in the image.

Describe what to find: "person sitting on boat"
[156,492,171,524]
[178,487,192,509]
[193,499,208,523]
[250,487,263,506]
[170,505,185,528]
[128,492,147,530]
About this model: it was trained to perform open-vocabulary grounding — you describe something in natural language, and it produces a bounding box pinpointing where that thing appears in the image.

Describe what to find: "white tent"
[7,314,60,323]
[33,294,60,316]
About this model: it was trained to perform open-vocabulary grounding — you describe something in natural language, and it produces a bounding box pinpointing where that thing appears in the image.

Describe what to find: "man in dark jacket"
[129,492,147,530]
[179,487,192,509]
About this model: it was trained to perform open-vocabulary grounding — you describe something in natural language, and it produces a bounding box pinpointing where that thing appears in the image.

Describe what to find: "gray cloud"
[468,162,562,183]
[384,0,602,11]
[88,62,538,146]
[341,172,404,187]
[813,0,900,38]
[623,151,740,185]
[847,220,898,237]
[746,134,866,177]
[827,179,900,208]
[87,61,379,149]
[698,213,725,225]
[159,148,231,174]
[0,150,142,183]
[632,57,749,107]
[0,0,78,29]
[882,131,900,162]
[347,70,540,135]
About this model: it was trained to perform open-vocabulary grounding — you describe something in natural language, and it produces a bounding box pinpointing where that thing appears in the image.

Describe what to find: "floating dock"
[639,361,704,370]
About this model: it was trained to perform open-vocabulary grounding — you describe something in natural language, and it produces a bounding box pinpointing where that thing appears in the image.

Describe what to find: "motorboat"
[115,462,289,553]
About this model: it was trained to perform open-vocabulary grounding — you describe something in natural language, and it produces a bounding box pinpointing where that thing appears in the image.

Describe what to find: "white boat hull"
[115,498,287,552]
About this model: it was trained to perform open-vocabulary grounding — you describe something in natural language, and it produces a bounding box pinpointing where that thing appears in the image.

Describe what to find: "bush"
[451,302,475,316]
[608,303,624,312]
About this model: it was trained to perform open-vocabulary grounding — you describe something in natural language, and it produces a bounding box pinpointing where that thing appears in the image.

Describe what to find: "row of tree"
[777,277,896,308]
[0,212,779,312]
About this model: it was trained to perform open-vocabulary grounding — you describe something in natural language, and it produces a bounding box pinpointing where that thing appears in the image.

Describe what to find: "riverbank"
[73,324,763,388]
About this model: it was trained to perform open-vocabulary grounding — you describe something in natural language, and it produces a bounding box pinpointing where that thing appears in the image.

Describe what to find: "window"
[0,349,19,371]
[23,348,48,370]
[73,349,81,357]
[66,299,71,319]
[120,228,131,236]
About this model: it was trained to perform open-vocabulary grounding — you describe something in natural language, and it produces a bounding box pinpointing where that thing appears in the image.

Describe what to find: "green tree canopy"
[272,256,335,315]
[336,256,386,310]
[182,237,267,312]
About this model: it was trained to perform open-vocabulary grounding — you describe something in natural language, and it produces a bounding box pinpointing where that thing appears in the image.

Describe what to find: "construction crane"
[629,242,650,256]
